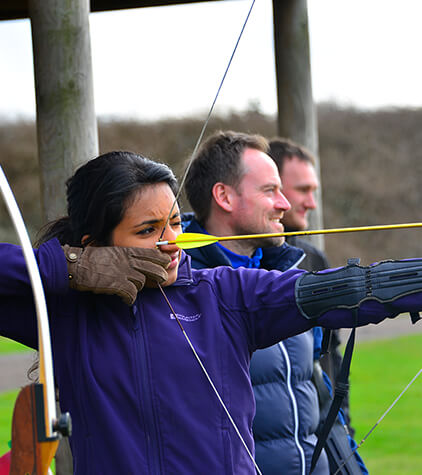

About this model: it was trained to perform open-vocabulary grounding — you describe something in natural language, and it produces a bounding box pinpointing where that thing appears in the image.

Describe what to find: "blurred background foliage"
[1,103,422,266]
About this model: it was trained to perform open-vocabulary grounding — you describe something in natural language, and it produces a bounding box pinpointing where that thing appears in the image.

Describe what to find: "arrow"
[156,222,422,250]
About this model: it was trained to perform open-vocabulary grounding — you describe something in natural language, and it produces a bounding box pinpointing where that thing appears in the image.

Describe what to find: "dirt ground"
[339,313,422,343]
[0,352,35,392]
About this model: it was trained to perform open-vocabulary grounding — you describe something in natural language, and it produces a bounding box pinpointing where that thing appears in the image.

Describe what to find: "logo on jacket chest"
[169,313,202,322]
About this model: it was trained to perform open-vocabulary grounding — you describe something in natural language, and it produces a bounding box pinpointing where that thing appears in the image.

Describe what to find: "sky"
[0,0,422,121]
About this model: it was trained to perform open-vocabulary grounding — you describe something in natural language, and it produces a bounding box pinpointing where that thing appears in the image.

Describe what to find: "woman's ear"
[211,182,235,213]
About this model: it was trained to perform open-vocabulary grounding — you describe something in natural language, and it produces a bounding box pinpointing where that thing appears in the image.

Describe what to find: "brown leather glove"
[63,245,171,305]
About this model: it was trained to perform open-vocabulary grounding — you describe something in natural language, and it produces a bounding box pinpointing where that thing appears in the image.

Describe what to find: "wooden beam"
[90,0,222,13]
[0,0,223,21]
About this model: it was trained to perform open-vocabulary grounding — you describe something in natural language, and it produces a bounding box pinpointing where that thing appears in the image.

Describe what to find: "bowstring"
[156,1,261,472]
[158,284,262,474]
[333,366,422,475]
[159,0,256,241]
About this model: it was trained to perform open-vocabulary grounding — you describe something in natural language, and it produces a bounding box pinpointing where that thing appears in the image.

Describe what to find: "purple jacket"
[0,238,419,474]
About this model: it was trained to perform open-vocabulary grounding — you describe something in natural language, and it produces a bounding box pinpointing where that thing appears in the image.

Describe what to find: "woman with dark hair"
[0,150,422,474]
[39,150,179,247]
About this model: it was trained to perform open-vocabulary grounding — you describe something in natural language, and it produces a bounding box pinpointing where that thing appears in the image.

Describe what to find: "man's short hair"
[268,138,315,174]
[185,131,269,225]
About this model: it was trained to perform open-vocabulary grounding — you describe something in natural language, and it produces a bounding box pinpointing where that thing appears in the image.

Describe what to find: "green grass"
[0,390,55,472]
[349,333,422,473]
[0,337,31,355]
[0,390,17,455]
[0,336,32,458]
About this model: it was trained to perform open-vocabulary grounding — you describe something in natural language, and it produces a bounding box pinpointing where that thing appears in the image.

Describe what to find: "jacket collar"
[181,213,305,272]
[173,251,194,286]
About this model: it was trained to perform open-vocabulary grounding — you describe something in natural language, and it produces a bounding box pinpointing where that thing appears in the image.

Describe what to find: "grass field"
[0,334,421,472]
[0,337,31,457]
[0,390,17,455]
[349,333,422,473]
[0,336,31,355]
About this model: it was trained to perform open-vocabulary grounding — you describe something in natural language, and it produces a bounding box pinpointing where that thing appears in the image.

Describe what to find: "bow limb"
[0,165,70,473]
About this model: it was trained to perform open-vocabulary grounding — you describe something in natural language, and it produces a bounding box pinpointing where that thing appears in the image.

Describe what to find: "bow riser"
[10,384,59,474]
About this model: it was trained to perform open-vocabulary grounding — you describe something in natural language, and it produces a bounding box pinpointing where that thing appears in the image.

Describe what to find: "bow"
[0,165,71,473]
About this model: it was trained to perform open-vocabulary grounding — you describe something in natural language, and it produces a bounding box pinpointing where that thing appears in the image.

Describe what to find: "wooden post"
[272,0,324,250]
[28,1,98,472]
[29,0,98,223]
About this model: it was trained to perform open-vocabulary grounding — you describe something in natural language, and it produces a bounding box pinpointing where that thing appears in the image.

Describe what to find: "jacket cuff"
[37,238,71,295]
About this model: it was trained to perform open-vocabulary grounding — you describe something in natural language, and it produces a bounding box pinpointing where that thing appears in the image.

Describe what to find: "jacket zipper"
[278,341,306,475]
[133,304,163,474]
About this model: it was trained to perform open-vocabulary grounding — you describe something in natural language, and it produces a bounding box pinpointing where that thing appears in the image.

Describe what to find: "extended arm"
[296,258,422,324]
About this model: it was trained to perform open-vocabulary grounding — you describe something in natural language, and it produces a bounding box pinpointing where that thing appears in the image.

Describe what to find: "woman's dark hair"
[37,151,178,246]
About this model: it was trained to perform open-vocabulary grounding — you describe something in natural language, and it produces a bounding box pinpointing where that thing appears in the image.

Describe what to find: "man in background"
[268,138,327,271]
[268,137,351,433]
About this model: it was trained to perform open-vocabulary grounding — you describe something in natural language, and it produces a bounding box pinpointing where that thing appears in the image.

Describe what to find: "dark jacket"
[285,235,340,373]
[286,235,329,273]
[286,235,349,431]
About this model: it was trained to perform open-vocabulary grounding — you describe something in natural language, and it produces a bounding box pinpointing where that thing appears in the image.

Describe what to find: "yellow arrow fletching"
[175,232,219,249]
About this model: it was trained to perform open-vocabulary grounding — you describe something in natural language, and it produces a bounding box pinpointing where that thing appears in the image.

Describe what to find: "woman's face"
[112,183,182,286]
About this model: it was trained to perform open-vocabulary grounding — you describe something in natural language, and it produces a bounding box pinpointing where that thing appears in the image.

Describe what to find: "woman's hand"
[63,245,171,305]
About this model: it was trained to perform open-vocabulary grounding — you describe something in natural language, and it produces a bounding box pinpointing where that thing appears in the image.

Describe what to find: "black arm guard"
[295,257,422,321]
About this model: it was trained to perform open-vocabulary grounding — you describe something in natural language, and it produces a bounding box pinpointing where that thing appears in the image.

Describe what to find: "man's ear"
[211,182,235,212]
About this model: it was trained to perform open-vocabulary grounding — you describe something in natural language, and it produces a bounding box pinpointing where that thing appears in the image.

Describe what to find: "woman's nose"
[158,225,180,251]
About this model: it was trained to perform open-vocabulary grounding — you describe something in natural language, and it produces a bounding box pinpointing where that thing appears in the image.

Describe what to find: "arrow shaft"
[158,222,422,247]
[220,222,422,241]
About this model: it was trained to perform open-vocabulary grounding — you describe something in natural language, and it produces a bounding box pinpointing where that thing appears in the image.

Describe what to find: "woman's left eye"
[136,227,155,236]
[136,221,180,236]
